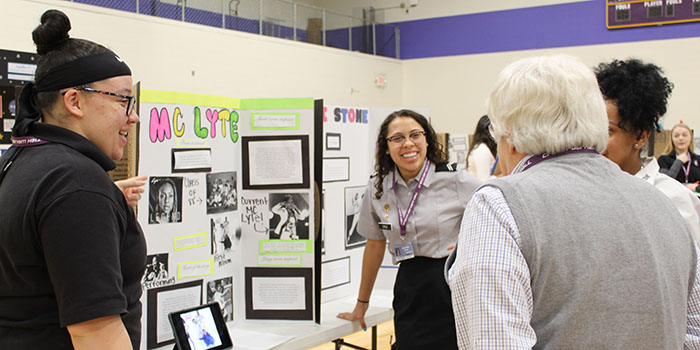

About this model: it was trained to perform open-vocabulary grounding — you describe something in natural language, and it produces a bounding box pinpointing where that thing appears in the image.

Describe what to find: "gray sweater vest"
[489,153,696,350]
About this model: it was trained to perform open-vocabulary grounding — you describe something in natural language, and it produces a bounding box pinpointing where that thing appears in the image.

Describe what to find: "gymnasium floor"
[308,321,395,350]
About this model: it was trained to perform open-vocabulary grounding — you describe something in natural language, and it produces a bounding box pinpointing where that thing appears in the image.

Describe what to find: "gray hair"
[487,54,608,155]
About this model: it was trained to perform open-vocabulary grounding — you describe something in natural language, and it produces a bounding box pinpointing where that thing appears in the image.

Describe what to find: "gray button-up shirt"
[358,161,482,264]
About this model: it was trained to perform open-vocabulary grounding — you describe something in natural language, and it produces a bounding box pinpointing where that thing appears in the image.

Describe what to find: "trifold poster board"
[320,106,371,302]
[136,90,320,350]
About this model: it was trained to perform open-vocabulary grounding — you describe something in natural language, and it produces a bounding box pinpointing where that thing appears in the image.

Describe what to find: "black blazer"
[658,151,700,184]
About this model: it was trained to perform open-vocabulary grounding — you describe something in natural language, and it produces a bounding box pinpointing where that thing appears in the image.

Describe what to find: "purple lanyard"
[521,148,598,172]
[682,151,692,183]
[392,160,431,239]
[11,136,48,147]
[1,136,49,187]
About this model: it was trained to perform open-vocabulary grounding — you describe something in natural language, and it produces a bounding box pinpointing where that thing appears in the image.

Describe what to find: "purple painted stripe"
[395,1,700,59]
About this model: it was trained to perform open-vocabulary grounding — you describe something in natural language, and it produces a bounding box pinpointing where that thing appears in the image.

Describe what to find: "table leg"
[372,325,377,350]
[332,324,380,350]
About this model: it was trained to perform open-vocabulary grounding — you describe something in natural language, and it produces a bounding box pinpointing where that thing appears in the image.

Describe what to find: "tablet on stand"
[168,302,234,350]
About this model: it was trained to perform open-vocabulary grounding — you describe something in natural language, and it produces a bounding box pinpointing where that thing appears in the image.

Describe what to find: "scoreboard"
[607,0,700,29]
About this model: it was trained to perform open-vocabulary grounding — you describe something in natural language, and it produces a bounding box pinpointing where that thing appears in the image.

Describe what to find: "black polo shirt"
[0,122,146,349]
[659,151,700,184]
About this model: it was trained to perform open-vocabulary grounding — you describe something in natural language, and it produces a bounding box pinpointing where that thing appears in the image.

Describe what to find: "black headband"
[34,52,131,92]
[13,52,131,137]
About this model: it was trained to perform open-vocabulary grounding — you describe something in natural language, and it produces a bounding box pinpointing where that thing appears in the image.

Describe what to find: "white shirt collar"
[388,160,435,189]
[635,157,660,185]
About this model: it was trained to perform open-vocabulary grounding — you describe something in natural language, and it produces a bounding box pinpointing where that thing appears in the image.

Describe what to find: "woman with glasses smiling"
[0,10,145,350]
[338,110,482,350]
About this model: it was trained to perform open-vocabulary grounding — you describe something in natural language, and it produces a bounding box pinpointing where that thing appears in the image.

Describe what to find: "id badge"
[378,222,392,231]
[392,242,415,262]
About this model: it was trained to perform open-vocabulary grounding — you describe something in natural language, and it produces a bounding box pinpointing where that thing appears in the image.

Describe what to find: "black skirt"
[392,256,458,350]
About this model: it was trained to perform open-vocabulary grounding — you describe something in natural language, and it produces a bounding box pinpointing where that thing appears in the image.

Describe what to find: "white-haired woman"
[447,55,700,349]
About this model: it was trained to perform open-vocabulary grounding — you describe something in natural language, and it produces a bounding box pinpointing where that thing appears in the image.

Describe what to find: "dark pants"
[392,256,458,350]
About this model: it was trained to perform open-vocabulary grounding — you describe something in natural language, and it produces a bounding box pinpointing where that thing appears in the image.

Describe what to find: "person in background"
[596,58,700,244]
[659,123,700,192]
[0,9,146,349]
[338,110,482,350]
[466,115,497,181]
[448,54,700,349]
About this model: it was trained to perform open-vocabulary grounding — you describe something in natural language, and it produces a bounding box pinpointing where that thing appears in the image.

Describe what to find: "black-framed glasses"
[64,87,135,116]
[386,131,426,145]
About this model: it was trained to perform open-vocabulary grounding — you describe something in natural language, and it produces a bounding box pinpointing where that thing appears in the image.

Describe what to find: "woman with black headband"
[0,10,146,350]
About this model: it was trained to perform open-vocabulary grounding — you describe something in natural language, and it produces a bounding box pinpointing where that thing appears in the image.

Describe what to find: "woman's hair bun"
[32,9,72,55]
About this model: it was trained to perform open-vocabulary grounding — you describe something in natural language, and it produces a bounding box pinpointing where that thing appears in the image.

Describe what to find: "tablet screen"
[169,302,233,350]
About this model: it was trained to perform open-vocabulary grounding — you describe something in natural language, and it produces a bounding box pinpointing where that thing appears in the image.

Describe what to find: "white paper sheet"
[326,134,341,149]
[8,62,36,75]
[156,286,202,343]
[261,241,308,252]
[178,260,213,278]
[321,258,350,289]
[322,158,349,182]
[252,114,297,128]
[173,149,212,170]
[252,277,305,310]
[258,255,302,266]
[248,140,303,185]
[4,119,15,133]
[174,233,207,250]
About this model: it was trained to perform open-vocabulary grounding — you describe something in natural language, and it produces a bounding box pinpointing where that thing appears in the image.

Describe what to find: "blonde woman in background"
[659,123,700,192]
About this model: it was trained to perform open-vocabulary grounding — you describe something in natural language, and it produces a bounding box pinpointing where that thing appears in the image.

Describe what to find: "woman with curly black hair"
[596,58,700,243]
[337,110,481,350]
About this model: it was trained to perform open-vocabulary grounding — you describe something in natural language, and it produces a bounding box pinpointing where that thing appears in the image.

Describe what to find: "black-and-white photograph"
[206,277,233,322]
[206,172,238,214]
[149,177,183,224]
[269,193,310,240]
[210,216,239,254]
[345,186,367,249]
[142,253,169,284]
